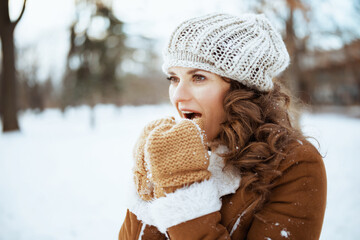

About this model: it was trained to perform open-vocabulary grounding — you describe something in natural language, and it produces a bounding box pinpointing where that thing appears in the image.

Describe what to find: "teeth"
[180,110,201,120]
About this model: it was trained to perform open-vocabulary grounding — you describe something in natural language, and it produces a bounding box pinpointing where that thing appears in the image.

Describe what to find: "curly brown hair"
[212,79,306,213]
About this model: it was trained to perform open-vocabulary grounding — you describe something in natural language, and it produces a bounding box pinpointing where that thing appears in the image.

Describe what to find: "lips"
[180,110,202,120]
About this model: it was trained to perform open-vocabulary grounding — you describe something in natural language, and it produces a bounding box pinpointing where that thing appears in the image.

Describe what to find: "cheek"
[200,89,227,139]
[169,86,175,105]
[202,89,226,117]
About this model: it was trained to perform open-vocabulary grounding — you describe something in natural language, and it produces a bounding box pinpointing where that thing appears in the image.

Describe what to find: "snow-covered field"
[0,104,359,239]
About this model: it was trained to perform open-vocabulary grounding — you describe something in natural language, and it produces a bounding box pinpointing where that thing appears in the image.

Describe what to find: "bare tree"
[0,0,27,132]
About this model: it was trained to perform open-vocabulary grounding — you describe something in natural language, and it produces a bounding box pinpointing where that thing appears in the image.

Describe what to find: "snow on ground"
[301,112,360,240]
[0,104,359,239]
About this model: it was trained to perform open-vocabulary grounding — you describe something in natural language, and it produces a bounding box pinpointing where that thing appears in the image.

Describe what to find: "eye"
[166,76,179,84]
[193,74,206,82]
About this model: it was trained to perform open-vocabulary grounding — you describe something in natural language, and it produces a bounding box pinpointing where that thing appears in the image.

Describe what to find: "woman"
[119,13,327,239]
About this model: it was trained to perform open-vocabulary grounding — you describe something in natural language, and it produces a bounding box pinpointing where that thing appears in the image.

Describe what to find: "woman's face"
[167,66,230,141]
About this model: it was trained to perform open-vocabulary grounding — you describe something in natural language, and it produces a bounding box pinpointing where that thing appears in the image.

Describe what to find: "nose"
[170,81,192,104]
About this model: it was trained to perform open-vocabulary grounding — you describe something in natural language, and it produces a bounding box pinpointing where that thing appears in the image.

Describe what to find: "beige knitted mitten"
[133,117,176,201]
[145,118,211,198]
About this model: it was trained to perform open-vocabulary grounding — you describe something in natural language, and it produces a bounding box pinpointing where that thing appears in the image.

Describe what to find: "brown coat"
[119,140,327,240]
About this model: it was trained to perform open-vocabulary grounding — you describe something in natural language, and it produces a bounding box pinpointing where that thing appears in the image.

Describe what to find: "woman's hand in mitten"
[133,117,176,201]
[145,118,211,198]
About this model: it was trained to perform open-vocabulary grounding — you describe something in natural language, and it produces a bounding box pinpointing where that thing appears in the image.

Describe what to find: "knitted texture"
[162,13,290,92]
[133,118,211,200]
[145,118,210,198]
[133,117,176,201]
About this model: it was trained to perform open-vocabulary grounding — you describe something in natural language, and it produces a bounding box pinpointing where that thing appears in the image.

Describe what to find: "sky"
[8,0,359,83]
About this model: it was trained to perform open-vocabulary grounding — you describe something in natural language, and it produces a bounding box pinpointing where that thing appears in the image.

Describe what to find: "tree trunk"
[283,6,302,130]
[0,25,19,131]
[0,0,27,132]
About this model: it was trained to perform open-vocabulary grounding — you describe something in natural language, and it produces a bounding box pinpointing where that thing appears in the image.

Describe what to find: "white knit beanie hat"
[162,13,290,92]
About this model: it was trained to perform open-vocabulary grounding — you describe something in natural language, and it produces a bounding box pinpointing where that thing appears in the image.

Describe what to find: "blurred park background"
[1,0,360,239]
[1,0,360,131]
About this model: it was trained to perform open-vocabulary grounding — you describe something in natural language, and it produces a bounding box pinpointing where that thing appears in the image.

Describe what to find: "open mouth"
[182,111,202,120]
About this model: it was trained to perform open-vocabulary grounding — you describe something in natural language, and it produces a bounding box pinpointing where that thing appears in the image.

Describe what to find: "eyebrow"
[167,68,207,76]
